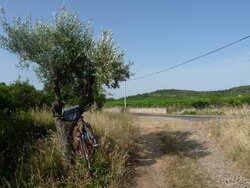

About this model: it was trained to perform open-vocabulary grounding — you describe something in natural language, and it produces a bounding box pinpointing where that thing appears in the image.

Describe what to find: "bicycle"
[53,105,98,169]
[73,115,98,169]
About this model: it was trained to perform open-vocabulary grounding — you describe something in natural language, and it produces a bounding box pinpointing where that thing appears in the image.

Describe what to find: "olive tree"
[0,7,131,165]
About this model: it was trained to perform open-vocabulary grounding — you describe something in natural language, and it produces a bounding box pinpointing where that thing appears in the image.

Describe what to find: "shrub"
[209,96,224,107]
[0,83,12,111]
[227,98,242,107]
[0,81,52,112]
[191,100,210,109]
[240,96,250,105]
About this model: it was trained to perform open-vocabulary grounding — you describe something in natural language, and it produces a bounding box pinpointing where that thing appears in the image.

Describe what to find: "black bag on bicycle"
[62,105,82,122]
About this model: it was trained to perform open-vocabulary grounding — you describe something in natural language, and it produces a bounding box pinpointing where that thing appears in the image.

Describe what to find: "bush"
[94,93,106,110]
[227,98,242,107]
[209,96,224,107]
[191,100,210,109]
[0,81,52,112]
[240,96,250,105]
[9,80,46,110]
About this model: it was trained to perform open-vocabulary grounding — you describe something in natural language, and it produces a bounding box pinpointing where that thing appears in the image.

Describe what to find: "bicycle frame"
[74,117,89,153]
[76,126,90,155]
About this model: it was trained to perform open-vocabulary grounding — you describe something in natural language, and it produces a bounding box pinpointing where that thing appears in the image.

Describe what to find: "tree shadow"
[160,131,211,159]
[134,129,211,168]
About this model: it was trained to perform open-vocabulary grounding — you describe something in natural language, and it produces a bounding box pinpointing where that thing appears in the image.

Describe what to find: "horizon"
[1,79,249,99]
[109,84,250,99]
[0,1,250,98]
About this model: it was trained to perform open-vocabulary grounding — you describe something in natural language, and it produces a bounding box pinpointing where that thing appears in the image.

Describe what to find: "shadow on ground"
[135,129,211,168]
[160,130,211,158]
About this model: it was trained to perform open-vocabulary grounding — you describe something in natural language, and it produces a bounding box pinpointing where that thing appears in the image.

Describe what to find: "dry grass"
[85,110,138,187]
[179,105,250,116]
[164,155,209,188]
[1,110,137,187]
[85,111,138,153]
[29,107,54,125]
[201,118,250,177]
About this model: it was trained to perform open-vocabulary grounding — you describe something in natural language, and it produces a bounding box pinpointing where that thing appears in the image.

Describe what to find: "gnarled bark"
[52,75,75,166]
[54,117,75,166]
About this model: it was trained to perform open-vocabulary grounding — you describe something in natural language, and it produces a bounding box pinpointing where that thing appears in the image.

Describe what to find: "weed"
[203,118,250,177]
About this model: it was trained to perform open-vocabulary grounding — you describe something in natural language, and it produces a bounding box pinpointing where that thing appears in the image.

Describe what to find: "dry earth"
[133,116,250,188]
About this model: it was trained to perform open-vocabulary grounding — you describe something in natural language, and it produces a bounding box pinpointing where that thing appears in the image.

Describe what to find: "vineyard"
[106,86,250,109]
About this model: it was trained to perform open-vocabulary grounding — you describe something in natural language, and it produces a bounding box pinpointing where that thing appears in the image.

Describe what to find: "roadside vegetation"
[0,80,137,187]
[176,105,250,116]
[1,108,137,187]
[106,86,250,116]
[200,118,250,178]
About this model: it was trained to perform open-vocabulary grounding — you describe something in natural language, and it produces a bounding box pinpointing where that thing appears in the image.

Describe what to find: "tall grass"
[1,109,137,187]
[199,118,250,177]
[85,111,137,153]
[84,111,138,187]
[0,108,55,183]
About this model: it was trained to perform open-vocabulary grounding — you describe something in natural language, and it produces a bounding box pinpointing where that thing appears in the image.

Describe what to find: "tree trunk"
[55,117,75,166]
[79,77,95,109]
[52,76,75,166]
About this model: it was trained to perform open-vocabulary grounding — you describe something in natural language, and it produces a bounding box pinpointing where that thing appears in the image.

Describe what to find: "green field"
[106,96,250,108]
[105,86,250,109]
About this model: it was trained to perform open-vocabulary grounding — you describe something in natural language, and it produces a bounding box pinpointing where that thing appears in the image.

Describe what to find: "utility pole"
[124,80,127,108]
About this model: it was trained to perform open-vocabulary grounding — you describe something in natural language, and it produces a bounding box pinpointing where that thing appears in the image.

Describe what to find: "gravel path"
[133,116,250,188]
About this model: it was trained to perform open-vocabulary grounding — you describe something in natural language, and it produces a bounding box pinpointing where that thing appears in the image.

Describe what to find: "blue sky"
[0,0,250,98]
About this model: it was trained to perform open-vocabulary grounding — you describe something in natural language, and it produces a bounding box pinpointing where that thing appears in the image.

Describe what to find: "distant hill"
[127,85,250,99]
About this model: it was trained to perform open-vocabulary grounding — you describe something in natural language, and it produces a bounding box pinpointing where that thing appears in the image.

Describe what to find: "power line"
[129,35,250,81]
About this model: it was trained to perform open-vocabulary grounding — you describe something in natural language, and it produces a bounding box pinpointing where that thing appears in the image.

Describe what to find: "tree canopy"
[0,7,132,109]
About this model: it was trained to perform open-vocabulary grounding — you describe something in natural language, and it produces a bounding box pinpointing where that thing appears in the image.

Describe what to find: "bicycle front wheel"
[79,138,91,169]
[85,123,98,151]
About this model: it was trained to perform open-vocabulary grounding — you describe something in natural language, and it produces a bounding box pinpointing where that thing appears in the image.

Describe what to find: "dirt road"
[133,115,250,188]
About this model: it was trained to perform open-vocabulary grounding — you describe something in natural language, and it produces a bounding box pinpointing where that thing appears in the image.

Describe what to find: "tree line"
[0,79,105,113]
